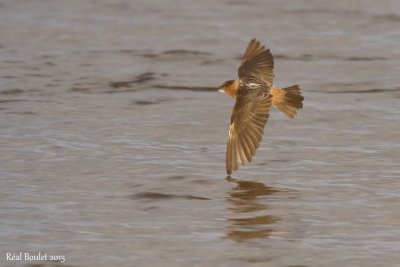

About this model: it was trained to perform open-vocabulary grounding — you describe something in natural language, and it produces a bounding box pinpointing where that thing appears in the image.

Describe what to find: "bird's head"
[218,80,239,97]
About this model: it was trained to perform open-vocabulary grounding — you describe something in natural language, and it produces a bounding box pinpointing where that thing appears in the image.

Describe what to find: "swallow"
[219,39,304,175]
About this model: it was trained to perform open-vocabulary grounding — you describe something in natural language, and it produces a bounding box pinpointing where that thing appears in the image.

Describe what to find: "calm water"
[1,0,399,266]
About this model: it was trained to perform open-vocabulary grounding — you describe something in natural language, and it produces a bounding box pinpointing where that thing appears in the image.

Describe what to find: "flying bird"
[219,39,304,175]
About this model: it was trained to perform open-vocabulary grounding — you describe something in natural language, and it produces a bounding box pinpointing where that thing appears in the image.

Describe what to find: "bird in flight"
[219,39,304,175]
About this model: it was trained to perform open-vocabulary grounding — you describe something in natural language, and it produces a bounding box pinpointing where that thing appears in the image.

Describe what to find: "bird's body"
[219,39,304,175]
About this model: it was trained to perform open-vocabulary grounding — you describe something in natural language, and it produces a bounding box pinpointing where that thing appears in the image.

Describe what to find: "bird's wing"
[238,39,274,86]
[226,90,272,175]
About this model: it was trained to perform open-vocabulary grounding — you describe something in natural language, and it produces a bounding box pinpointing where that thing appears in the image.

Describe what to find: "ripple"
[108,72,158,89]
[154,85,216,91]
[1,89,24,95]
[128,192,210,201]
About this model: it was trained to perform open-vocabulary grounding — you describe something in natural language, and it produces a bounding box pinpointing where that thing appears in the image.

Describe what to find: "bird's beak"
[218,85,225,93]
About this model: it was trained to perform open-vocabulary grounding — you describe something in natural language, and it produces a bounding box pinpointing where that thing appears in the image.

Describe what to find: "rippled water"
[1,0,399,266]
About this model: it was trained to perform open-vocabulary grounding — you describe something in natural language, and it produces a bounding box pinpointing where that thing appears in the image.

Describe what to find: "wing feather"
[240,133,252,160]
[238,39,274,86]
[226,92,272,175]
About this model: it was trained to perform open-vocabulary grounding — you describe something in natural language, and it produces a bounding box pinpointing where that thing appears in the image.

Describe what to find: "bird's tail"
[271,85,304,119]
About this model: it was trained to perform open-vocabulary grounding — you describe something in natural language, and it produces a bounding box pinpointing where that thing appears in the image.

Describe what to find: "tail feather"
[271,85,304,119]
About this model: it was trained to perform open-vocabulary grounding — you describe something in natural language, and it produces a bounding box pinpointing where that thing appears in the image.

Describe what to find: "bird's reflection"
[225,176,283,242]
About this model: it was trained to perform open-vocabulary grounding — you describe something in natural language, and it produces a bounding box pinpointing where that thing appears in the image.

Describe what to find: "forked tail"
[271,85,304,119]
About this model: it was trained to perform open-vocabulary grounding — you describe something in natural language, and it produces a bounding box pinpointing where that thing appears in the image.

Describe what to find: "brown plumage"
[219,39,304,175]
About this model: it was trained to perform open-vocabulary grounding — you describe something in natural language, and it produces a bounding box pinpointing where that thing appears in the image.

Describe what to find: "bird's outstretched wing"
[226,90,272,175]
[238,39,274,86]
[226,39,275,175]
